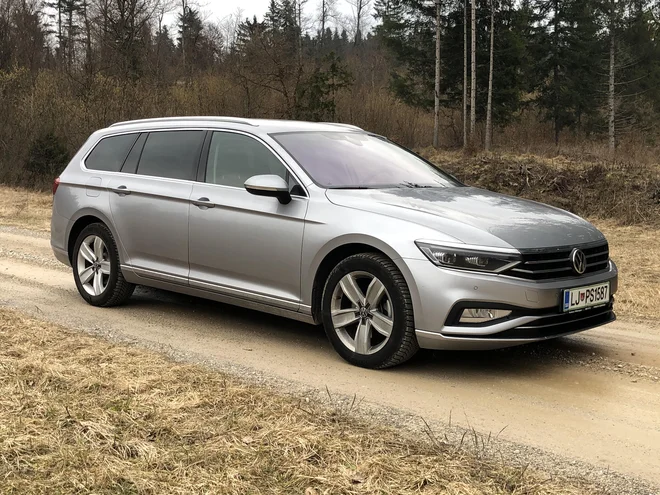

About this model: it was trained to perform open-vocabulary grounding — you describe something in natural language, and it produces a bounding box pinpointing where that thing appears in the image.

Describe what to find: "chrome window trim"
[79,127,310,198]
[80,131,142,175]
[203,128,309,198]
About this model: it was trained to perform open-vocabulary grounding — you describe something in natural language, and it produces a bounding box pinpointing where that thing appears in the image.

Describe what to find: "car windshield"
[271,132,462,189]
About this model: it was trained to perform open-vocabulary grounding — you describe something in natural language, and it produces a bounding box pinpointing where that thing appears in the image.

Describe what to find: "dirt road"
[1,225,660,489]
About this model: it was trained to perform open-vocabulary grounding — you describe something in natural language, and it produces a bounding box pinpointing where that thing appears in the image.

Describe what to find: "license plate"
[562,282,610,312]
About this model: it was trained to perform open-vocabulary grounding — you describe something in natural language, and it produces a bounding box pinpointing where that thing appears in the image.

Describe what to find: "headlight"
[415,241,521,273]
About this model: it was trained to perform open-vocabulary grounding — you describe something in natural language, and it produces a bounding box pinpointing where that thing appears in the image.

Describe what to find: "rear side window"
[120,133,147,174]
[137,131,205,181]
[85,134,139,172]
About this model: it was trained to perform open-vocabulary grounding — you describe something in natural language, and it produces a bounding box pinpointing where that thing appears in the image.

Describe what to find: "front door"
[188,131,308,310]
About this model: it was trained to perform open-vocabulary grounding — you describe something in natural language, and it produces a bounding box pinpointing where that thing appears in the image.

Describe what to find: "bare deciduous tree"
[433,0,441,148]
[485,0,494,151]
[469,0,476,146]
[463,0,468,148]
[318,0,337,37]
[219,7,244,52]
[345,0,371,45]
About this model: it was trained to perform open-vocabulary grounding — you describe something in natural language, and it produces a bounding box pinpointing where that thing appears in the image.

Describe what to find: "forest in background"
[2,0,660,189]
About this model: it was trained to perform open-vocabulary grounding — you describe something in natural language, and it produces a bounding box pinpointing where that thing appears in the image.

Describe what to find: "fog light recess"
[459,308,512,324]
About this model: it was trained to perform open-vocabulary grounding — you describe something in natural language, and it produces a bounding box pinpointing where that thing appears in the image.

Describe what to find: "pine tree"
[373,0,436,109]
[45,0,83,67]
[443,0,527,127]
[530,0,602,145]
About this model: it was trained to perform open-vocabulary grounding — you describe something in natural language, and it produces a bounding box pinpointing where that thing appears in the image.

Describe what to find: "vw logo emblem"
[571,248,587,275]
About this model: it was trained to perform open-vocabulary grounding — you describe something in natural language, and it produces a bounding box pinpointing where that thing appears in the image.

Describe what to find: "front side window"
[85,133,139,172]
[272,132,462,189]
[205,132,288,188]
[137,131,205,181]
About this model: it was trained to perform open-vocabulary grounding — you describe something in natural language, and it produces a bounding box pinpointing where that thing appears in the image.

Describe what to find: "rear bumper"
[416,303,615,350]
[51,244,70,267]
[50,209,70,266]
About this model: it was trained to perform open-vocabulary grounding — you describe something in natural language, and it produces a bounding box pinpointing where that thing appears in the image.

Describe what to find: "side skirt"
[121,265,316,325]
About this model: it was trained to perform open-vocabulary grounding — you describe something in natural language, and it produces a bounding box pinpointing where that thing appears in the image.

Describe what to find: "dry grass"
[595,220,660,321]
[0,308,596,494]
[0,186,52,231]
[420,149,660,226]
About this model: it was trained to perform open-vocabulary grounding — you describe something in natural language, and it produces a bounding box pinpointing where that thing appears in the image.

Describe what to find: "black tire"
[321,253,419,369]
[72,223,135,307]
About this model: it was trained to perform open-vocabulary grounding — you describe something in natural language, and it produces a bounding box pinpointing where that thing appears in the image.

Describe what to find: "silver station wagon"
[51,117,618,368]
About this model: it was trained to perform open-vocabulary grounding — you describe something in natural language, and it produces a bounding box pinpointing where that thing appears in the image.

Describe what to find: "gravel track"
[1,226,659,494]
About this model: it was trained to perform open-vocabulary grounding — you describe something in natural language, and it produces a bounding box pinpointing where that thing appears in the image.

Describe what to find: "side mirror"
[244,175,292,205]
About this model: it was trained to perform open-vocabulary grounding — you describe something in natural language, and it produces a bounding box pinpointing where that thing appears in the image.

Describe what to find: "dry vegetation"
[0,186,52,231]
[419,149,660,227]
[0,308,600,494]
[596,221,660,321]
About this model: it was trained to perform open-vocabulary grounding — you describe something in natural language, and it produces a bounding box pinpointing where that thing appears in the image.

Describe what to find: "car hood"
[325,186,604,250]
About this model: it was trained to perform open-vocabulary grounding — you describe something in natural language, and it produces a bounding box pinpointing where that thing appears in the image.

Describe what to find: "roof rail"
[323,122,364,131]
[110,116,258,128]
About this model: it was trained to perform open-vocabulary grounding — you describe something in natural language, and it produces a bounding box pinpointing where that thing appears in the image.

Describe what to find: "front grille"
[505,241,610,281]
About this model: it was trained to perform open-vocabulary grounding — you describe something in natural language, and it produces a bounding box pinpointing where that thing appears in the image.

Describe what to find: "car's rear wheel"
[321,253,419,368]
[72,223,135,307]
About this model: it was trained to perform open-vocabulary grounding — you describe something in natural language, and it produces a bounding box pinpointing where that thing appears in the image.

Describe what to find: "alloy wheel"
[330,271,394,355]
[76,235,111,296]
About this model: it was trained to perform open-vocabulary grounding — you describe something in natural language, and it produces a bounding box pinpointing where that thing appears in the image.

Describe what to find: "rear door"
[188,131,308,310]
[107,130,205,284]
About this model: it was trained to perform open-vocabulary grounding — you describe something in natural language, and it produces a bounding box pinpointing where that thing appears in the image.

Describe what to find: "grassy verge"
[0,186,52,231]
[419,149,660,227]
[0,308,595,494]
[0,183,657,321]
[596,221,660,321]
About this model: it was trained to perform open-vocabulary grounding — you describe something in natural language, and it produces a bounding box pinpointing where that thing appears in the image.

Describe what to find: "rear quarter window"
[85,134,139,172]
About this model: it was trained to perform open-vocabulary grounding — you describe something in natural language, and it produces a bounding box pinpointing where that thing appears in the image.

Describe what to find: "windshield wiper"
[328,186,376,190]
[399,181,435,189]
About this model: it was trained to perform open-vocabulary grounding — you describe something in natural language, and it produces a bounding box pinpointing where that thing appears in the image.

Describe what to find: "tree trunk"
[463,0,468,148]
[608,27,616,155]
[83,0,93,76]
[355,0,362,45]
[485,0,494,151]
[553,0,559,147]
[181,0,186,71]
[433,0,441,149]
[470,0,476,146]
[57,1,63,64]
[321,0,326,35]
[67,2,74,69]
[297,0,303,63]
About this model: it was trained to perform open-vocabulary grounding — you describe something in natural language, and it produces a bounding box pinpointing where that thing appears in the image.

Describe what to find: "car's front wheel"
[321,253,419,369]
[72,223,135,307]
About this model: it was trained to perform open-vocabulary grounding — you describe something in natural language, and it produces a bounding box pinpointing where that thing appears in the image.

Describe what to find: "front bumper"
[401,257,618,350]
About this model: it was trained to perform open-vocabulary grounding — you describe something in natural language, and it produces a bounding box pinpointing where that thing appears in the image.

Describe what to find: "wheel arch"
[66,209,123,264]
[308,235,421,326]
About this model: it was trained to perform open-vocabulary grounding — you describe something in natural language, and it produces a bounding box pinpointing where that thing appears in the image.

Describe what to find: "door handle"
[110,185,131,195]
[192,197,215,209]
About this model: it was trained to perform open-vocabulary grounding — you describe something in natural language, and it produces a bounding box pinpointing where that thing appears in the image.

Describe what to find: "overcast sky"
[198,0,269,21]
[169,0,361,34]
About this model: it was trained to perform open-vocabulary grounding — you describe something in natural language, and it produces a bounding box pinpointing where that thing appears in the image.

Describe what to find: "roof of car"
[107,117,364,134]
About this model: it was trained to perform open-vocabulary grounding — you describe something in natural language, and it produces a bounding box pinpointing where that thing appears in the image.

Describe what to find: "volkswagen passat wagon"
[51,117,617,368]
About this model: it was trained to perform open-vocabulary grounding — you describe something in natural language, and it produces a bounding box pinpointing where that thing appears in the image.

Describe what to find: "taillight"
[52,177,60,195]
